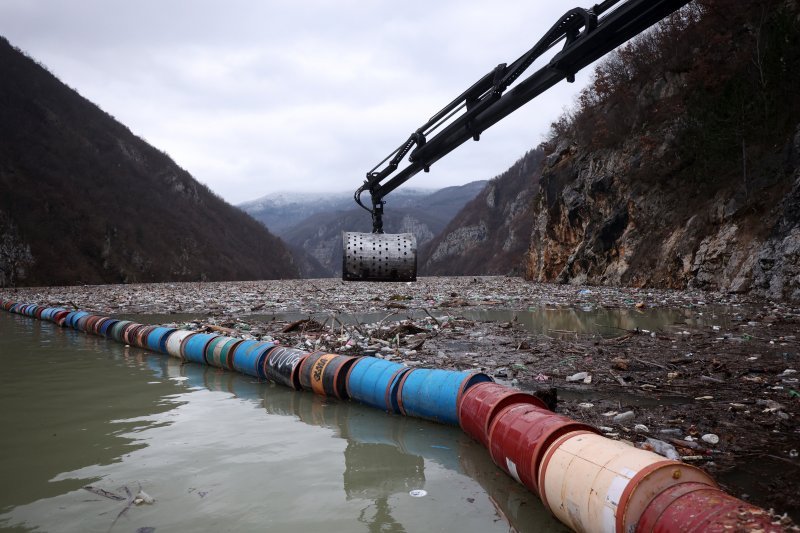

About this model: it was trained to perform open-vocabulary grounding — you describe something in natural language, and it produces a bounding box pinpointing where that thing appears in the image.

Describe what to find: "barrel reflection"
[161,358,561,533]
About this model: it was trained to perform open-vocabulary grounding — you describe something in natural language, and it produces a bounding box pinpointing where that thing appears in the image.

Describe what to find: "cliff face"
[0,37,298,286]
[420,149,544,276]
[527,125,800,300]
[526,0,800,301]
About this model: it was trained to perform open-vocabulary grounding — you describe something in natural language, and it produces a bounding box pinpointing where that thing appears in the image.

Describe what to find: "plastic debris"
[613,411,635,423]
[639,437,681,460]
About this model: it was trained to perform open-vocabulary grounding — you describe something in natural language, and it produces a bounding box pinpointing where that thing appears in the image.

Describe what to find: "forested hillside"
[526,0,800,300]
[0,37,298,286]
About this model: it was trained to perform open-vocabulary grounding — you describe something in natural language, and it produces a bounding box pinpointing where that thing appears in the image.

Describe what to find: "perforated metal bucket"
[342,232,417,281]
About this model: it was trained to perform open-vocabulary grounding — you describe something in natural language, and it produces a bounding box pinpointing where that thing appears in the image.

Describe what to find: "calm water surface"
[0,312,568,532]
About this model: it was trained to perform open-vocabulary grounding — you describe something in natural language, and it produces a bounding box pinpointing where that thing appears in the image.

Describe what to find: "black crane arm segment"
[355,0,692,233]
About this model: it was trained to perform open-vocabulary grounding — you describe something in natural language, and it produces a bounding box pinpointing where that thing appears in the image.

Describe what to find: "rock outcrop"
[420,149,544,276]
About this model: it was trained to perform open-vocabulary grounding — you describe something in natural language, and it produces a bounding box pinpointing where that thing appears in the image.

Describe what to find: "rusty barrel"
[133,325,157,348]
[263,346,309,389]
[459,381,549,447]
[396,368,492,426]
[538,431,716,533]
[488,403,599,496]
[88,316,109,336]
[635,482,785,533]
[230,340,275,378]
[298,353,358,399]
[345,357,410,413]
[53,310,71,327]
[83,315,101,335]
[122,323,146,345]
[298,352,334,395]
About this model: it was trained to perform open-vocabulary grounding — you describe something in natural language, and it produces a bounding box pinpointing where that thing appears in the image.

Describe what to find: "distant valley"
[239,182,488,277]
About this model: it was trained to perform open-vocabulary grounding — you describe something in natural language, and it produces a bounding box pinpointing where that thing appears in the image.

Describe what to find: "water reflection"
[180,361,565,532]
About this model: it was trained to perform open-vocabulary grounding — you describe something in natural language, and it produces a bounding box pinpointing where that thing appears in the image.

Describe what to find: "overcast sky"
[1,1,598,204]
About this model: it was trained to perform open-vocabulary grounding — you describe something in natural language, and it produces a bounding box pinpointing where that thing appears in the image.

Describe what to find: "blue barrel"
[182,333,220,364]
[231,341,276,378]
[397,368,493,426]
[70,311,90,330]
[345,357,410,414]
[99,319,119,337]
[62,311,82,328]
[146,327,176,353]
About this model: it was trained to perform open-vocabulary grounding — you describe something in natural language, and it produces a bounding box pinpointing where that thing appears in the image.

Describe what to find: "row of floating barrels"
[0,300,787,533]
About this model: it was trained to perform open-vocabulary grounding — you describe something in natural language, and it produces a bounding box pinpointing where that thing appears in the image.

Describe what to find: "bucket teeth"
[342,232,417,282]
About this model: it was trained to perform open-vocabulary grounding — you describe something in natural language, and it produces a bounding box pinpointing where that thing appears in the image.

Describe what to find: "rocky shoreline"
[3,276,798,520]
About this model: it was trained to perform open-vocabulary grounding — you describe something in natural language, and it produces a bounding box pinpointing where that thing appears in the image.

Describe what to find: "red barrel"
[122,323,146,345]
[53,310,70,326]
[458,382,548,447]
[487,403,598,496]
[92,316,111,335]
[134,325,158,348]
[84,315,103,335]
[636,482,786,533]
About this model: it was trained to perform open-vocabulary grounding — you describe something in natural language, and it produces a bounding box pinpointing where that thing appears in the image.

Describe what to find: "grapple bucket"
[342,232,417,282]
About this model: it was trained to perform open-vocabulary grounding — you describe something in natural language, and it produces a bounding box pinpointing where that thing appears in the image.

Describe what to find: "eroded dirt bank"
[3,276,798,520]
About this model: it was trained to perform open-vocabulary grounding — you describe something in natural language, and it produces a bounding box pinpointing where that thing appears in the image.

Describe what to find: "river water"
[0,311,569,533]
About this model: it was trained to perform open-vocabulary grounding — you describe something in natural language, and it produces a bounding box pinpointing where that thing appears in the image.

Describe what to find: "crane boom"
[344,0,692,281]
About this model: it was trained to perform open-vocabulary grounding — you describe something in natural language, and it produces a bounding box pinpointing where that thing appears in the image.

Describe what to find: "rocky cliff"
[526,0,800,301]
[420,149,544,276]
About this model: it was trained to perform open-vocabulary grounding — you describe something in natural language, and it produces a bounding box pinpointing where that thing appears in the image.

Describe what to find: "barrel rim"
[618,459,718,533]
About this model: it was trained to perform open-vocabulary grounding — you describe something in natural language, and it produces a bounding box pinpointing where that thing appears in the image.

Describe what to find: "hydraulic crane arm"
[354,0,692,233]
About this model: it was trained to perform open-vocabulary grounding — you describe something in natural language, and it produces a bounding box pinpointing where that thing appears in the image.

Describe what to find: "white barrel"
[165,330,197,360]
[538,431,716,533]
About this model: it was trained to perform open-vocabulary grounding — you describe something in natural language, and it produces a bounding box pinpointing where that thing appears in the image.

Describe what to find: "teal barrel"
[110,320,134,342]
[345,357,410,414]
[206,336,239,369]
[146,327,176,353]
[231,340,276,378]
[396,368,493,426]
[182,333,220,364]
